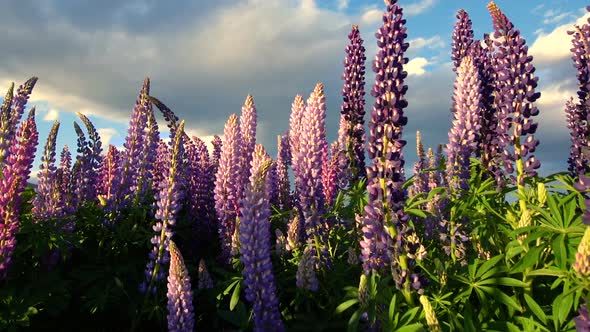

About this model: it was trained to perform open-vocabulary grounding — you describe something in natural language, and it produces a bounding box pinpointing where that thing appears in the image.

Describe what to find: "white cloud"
[337,0,349,11]
[97,127,118,147]
[532,4,545,14]
[405,0,436,16]
[43,108,59,121]
[536,78,576,125]
[543,12,574,25]
[529,11,590,65]
[406,57,430,76]
[361,8,382,25]
[408,36,445,50]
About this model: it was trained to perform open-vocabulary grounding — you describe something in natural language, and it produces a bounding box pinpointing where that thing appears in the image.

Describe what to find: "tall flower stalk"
[166,240,195,332]
[214,114,243,263]
[33,120,62,220]
[341,24,367,181]
[140,120,185,294]
[0,109,38,277]
[239,146,284,331]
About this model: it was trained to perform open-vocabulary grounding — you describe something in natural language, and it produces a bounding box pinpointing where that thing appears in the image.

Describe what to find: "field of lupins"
[1,0,590,331]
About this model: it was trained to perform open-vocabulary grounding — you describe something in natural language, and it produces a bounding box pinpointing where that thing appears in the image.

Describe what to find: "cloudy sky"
[2,0,587,181]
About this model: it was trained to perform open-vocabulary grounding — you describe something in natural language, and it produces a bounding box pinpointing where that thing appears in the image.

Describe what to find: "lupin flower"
[323,141,343,206]
[360,0,410,274]
[296,245,319,292]
[566,21,590,176]
[99,145,123,225]
[140,121,185,294]
[409,131,428,198]
[56,145,74,215]
[470,33,499,175]
[214,114,243,263]
[0,77,37,167]
[348,246,360,265]
[167,240,195,332]
[451,10,474,72]
[239,95,257,200]
[73,113,103,205]
[275,229,287,257]
[289,95,305,184]
[0,109,38,277]
[276,133,291,210]
[445,56,482,192]
[296,83,328,241]
[487,1,541,186]
[341,24,367,181]
[575,303,590,332]
[33,120,62,220]
[565,98,589,176]
[210,135,222,175]
[152,139,169,196]
[116,78,150,211]
[573,226,590,278]
[286,209,302,251]
[419,295,442,332]
[239,147,284,331]
[198,259,214,290]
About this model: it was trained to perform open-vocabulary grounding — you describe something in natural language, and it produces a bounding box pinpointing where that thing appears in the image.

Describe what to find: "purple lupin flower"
[286,208,302,252]
[73,113,103,205]
[167,240,195,332]
[33,120,62,220]
[341,24,367,181]
[470,34,499,175]
[296,83,327,242]
[116,78,150,211]
[451,10,474,72]
[152,139,169,195]
[289,95,305,187]
[239,146,284,331]
[98,145,122,225]
[191,136,216,230]
[360,0,410,274]
[214,114,243,264]
[276,133,291,210]
[0,77,37,168]
[239,95,257,200]
[565,98,589,176]
[488,1,541,186]
[296,245,319,292]
[575,303,590,332]
[55,145,74,216]
[210,135,222,175]
[0,109,38,277]
[140,120,185,294]
[566,21,590,176]
[445,56,482,192]
[409,131,428,198]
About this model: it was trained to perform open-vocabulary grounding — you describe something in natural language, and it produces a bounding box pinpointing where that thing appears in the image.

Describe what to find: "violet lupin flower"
[116,78,150,211]
[488,1,541,186]
[33,120,61,220]
[565,98,589,176]
[198,259,214,290]
[74,113,103,205]
[296,245,319,292]
[409,131,428,198]
[296,83,328,241]
[214,114,243,263]
[240,95,257,199]
[575,303,590,332]
[98,145,122,225]
[140,120,186,294]
[190,136,216,235]
[470,34,499,175]
[360,0,410,274]
[239,148,284,331]
[566,22,590,176]
[323,141,342,206]
[210,135,222,175]
[0,77,37,168]
[56,145,74,215]
[341,24,367,181]
[445,56,482,192]
[451,10,474,72]
[0,109,38,277]
[167,240,195,332]
[289,95,305,186]
[276,133,291,210]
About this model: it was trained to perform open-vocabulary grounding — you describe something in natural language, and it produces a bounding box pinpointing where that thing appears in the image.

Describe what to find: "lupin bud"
[537,182,547,207]
[419,295,442,332]
[358,274,370,308]
[573,227,590,278]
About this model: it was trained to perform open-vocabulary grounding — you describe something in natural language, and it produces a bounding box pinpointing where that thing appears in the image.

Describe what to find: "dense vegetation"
[1,1,589,331]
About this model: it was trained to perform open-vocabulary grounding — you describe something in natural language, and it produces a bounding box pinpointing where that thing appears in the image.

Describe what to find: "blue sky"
[0,0,587,182]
